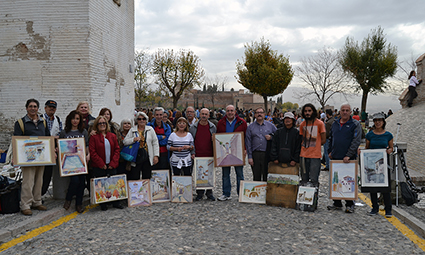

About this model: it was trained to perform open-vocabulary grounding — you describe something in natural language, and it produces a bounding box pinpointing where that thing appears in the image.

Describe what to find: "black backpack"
[400,182,418,206]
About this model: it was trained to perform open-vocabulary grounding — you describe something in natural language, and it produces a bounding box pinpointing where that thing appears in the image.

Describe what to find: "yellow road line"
[0,204,97,253]
[358,193,425,251]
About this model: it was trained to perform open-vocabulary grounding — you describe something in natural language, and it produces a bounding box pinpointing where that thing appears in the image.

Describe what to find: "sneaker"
[207,195,216,201]
[345,205,355,213]
[327,205,343,210]
[385,212,393,218]
[217,195,231,201]
[369,209,378,216]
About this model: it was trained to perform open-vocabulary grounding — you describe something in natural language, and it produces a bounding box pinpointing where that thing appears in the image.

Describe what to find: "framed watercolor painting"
[91,174,128,204]
[360,149,388,187]
[150,170,171,203]
[267,173,299,185]
[296,186,316,205]
[12,136,56,166]
[360,149,390,192]
[57,137,88,177]
[193,157,215,190]
[128,180,152,207]
[213,132,245,167]
[171,176,193,203]
[239,181,267,204]
[329,160,358,200]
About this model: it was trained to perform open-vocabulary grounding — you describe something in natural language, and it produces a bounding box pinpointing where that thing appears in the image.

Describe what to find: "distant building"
[180,89,276,111]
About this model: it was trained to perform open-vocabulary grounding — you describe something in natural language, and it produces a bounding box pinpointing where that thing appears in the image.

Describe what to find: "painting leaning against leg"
[171,176,193,203]
[128,180,152,207]
[329,160,358,200]
[193,157,215,190]
[239,181,267,204]
[150,170,171,203]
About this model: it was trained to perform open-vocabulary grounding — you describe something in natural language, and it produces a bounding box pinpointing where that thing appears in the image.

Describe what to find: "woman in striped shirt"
[167,117,194,176]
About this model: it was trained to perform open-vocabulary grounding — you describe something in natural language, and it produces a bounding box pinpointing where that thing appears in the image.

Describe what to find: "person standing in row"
[60,110,89,213]
[89,116,123,211]
[76,101,95,130]
[270,112,301,166]
[124,112,159,180]
[327,103,361,213]
[216,105,247,201]
[299,103,326,186]
[167,117,194,176]
[42,100,63,196]
[148,107,171,170]
[186,106,198,126]
[365,112,394,218]
[245,107,276,181]
[14,99,50,215]
[190,108,217,201]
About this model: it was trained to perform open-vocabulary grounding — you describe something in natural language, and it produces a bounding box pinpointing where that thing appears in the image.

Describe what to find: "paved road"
[2,166,425,254]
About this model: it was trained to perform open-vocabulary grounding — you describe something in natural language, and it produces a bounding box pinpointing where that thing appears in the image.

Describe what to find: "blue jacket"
[148,118,171,147]
[328,116,361,160]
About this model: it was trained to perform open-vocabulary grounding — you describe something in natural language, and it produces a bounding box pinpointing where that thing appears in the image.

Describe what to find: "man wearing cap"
[245,107,277,181]
[327,102,361,213]
[42,100,63,196]
[270,112,302,166]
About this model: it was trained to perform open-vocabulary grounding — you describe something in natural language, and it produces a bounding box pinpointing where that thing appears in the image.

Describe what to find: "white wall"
[0,0,134,148]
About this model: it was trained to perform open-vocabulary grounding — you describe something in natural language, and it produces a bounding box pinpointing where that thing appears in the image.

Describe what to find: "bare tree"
[387,52,419,95]
[296,47,351,109]
[134,49,152,108]
[204,75,228,109]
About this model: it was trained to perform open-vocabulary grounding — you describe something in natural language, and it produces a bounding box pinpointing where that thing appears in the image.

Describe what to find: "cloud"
[135,0,425,96]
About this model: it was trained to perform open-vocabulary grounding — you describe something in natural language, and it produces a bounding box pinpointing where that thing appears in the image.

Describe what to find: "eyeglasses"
[138,118,146,121]
[98,122,107,125]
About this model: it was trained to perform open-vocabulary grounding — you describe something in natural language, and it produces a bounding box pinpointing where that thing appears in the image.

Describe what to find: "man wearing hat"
[270,112,302,166]
[245,107,277,181]
[42,100,63,196]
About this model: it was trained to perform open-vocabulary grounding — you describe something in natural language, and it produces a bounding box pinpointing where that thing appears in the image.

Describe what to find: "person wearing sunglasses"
[123,111,159,180]
[89,115,123,211]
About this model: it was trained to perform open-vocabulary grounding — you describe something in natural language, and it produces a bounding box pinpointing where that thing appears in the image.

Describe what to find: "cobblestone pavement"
[2,165,425,254]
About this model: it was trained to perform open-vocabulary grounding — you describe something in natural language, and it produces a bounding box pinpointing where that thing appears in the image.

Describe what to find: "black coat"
[270,126,302,163]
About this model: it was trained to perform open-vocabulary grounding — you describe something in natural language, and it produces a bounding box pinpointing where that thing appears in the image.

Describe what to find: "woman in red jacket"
[89,116,123,211]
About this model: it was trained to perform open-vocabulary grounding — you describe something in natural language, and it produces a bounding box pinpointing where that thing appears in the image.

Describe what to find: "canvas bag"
[120,132,140,162]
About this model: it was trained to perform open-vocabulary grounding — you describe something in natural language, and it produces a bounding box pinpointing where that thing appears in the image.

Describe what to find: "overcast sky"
[135,0,425,111]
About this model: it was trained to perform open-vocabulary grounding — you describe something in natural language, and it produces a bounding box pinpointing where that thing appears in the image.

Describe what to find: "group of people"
[13,97,394,218]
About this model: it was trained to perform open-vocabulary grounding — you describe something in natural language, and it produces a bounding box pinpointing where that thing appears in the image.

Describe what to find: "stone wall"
[0,0,134,149]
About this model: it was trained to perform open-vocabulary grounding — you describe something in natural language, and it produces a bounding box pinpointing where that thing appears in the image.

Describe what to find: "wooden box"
[266,162,299,208]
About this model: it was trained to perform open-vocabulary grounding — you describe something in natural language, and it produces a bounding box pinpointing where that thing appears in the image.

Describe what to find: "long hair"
[92,116,110,133]
[65,110,84,133]
[408,70,416,80]
[301,103,318,120]
[99,108,113,122]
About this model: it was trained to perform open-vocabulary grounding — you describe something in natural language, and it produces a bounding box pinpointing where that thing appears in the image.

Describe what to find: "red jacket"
[89,132,120,169]
[216,115,247,135]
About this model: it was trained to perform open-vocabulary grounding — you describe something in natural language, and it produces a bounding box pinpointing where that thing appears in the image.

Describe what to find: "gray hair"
[154,107,165,114]
[120,118,132,132]
[340,102,351,110]
[135,111,149,124]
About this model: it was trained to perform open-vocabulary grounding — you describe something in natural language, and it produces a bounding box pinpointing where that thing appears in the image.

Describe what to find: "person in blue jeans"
[365,112,393,218]
[215,105,247,201]
[327,103,361,213]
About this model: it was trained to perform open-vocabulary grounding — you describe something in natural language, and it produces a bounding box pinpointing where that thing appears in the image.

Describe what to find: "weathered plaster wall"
[0,0,134,149]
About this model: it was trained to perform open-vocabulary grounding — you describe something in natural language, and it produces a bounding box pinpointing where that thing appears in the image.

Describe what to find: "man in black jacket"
[270,112,302,165]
